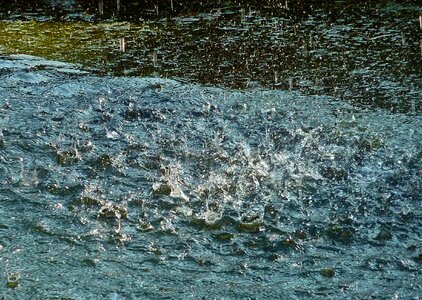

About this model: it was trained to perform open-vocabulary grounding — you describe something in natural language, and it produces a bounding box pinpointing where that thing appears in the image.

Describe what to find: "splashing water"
[0,55,421,298]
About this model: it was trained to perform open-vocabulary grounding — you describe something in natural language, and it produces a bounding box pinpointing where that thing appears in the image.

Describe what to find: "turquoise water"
[0,54,421,299]
[0,1,421,298]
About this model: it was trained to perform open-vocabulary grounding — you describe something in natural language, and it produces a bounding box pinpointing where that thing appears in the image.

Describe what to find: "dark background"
[1,0,420,20]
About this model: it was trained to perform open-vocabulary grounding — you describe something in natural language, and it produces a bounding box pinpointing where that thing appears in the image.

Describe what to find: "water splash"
[0,55,420,298]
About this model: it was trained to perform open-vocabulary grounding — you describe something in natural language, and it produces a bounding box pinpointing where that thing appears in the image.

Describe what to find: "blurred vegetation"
[0,0,419,21]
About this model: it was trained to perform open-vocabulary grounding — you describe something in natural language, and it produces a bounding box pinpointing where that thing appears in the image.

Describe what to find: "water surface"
[0,1,421,299]
[0,53,420,299]
[0,0,421,112]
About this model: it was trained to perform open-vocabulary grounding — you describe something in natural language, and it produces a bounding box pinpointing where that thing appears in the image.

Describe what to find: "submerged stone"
[375,228,393,241]
[137,221,154,232]
[320,166,348,181]
[213,232,234,242]
[6,272,20,288]
[152,182,172,196]
[237,222,262,233]
[98,203,128,220]
[325,225,354,243]
[320,268,335,278]
[413,254,422,264]
[56,148,80,165]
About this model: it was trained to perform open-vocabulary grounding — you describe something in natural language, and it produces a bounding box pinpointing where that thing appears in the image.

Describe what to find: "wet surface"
[0,1,422,299]
[0,54,421,299]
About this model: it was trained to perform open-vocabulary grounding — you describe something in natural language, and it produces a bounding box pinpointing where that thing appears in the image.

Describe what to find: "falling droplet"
[240,8,246,20]
[152,51,158,68]
[19,157,24,182]
[116,0,121,13]
[98,0,104,15]
[119,37,126,52]
[289,78,294,90]
[420,39,422,55]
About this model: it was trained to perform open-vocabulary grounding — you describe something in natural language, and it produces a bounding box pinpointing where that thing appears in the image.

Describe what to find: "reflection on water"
[0,1,421,113]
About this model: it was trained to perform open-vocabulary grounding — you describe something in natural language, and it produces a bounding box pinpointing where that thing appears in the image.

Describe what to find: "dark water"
[0,1,421,112]
[0,1,421,299]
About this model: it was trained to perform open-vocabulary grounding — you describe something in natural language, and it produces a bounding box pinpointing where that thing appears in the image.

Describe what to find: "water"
[0,1,421,299]
[0,53,420,299]
[0,1,421,112]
